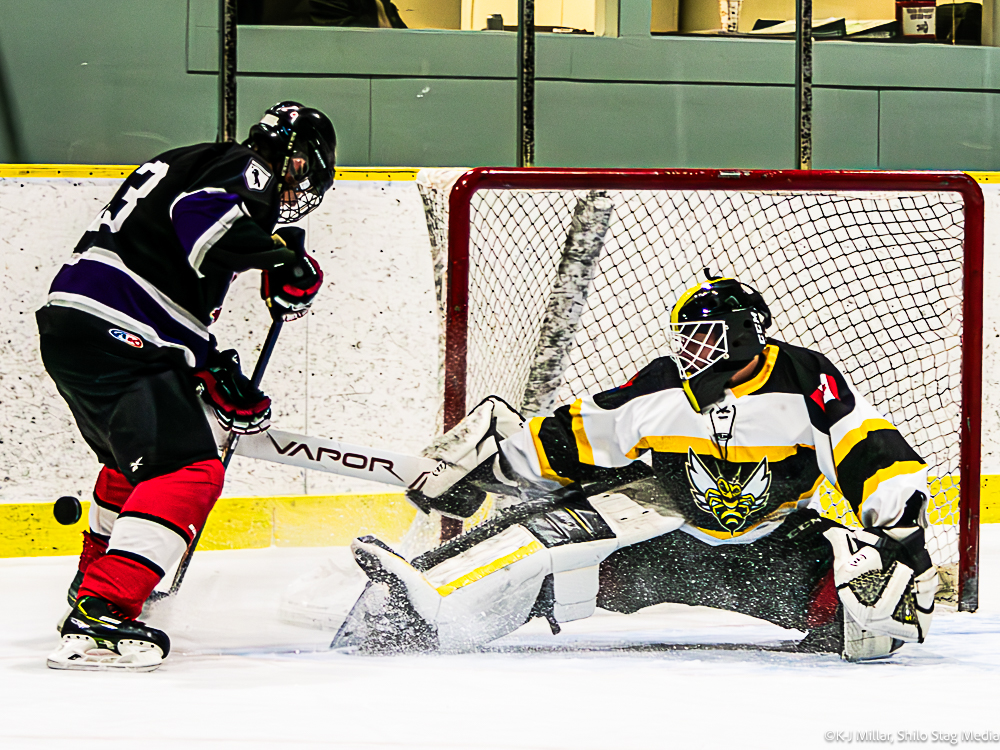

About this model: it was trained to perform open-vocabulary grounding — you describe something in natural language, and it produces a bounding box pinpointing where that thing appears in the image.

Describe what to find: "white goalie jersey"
[500,340,930,545]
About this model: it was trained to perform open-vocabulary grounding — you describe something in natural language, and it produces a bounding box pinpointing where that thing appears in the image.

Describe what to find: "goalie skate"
[47,596,170,672]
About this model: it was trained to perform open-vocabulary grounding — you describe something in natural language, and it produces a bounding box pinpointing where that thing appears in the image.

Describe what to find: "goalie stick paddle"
[149,314,284,602]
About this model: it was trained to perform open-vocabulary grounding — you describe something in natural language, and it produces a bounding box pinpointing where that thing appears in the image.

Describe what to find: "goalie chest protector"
[525,340,921,546]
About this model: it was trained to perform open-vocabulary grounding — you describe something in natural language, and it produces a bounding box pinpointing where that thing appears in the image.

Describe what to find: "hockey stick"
[232,428,442,490]
[149,315,284,602]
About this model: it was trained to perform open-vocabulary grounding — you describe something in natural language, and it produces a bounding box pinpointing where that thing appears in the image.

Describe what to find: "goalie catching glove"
[823,498,937,661]
[261,227,324,321]
[406,396,526,519]
[193,349,271,434]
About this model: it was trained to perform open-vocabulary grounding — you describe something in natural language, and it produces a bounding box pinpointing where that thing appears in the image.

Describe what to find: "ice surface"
[2,528,999,750]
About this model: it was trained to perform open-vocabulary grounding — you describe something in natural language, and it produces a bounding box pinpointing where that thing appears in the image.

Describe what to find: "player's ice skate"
[47,596,170,672]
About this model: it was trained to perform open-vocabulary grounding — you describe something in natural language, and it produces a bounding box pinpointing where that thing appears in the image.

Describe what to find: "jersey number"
[90,161,170,233]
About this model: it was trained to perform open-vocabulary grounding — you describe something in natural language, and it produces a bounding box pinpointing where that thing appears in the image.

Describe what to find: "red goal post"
[424,168,983,612]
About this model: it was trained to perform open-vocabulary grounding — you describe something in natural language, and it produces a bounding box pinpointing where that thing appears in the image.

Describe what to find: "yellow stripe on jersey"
[693,499,802,540]
[627,435,810,464]
[570,399,596,465]
[800,473,825,501]
[833,418,898,467]
[860,461,927,506]
[435,540,544,596]
[730,345,779,398]
[529,416,574,486]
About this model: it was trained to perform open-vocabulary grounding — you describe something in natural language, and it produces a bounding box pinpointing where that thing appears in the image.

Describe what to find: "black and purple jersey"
[38,142,295,368]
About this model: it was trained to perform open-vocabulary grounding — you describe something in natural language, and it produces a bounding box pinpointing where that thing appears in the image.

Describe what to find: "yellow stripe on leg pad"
[424,525,544,596]
[433,541,543,597]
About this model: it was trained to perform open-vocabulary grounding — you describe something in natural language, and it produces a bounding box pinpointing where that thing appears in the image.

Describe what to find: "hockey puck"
[53,496,83,526]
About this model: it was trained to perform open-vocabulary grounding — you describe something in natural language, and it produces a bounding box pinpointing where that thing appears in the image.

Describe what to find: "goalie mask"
[246,101,337,223]
[668,277,771,412]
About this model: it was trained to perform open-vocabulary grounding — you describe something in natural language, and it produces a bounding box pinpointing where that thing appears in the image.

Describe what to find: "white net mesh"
[418,173,970,599]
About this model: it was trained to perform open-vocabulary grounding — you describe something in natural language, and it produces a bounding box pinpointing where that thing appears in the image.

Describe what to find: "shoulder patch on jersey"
[809,373,840,410]
[244,160,272,192]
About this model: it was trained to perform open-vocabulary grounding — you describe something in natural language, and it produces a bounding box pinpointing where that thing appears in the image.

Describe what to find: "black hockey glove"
[193,349,272,434]
[261,227,324,321]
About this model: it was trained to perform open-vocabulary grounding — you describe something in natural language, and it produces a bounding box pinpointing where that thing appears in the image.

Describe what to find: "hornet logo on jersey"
[686,447,771,534]
[109,329,143,349]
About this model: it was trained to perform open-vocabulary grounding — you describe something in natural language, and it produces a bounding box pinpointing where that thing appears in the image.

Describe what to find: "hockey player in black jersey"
[332,276,938,661]
[40,101,336,671]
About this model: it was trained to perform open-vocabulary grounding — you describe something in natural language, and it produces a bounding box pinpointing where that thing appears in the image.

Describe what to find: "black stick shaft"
[163,315,283,598]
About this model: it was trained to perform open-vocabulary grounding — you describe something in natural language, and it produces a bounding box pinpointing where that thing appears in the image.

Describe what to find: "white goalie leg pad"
[349,491,685,649]
[423,525,551,649]
[547,491,685,623]
[552,566,602,622]
[841,620,900,662]
[911,566,938,641]
[588,491,686,547]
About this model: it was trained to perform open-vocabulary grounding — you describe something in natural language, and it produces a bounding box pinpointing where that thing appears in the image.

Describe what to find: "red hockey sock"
[77,531,109,575]
[79,459,225,618]
[806,569,838,628]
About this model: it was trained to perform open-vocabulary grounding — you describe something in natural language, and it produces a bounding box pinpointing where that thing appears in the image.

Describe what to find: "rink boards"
[1,167,999,558]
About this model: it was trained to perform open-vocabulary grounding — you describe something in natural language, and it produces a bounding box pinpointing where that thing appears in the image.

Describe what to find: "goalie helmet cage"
[427,167,983,612]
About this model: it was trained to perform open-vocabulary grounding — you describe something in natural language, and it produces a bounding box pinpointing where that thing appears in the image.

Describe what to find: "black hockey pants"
[597,509,837,633]
[38,328,219,485]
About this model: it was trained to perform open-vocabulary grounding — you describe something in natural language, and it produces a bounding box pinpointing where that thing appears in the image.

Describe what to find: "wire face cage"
[416,168,983,611]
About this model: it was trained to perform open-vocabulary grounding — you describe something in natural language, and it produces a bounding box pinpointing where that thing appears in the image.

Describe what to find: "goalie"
[333,276,938,661]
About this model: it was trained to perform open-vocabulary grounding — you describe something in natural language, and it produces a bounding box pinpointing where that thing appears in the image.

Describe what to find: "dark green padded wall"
[0,1,217,164]
[0,0,997,169]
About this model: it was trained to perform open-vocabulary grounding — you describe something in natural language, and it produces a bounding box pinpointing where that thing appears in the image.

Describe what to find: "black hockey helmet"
[246,101,337,223]
[668,274,771,412]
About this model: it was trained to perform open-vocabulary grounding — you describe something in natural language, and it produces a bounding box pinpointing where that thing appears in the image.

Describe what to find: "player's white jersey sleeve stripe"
[106,516,189,577]
[858,464,930,527]
[60,248,209,337]
[170,188,250,278]
[45,293,198,367]
[188,203,245,277]
[828,381,899,459]
[574,395,646,466]
[500,429,565,491]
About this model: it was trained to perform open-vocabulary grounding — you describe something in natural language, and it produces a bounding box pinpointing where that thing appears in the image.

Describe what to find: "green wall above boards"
[0,0,997,169]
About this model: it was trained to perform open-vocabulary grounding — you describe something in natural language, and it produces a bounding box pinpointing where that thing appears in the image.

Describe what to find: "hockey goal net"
[416,168,983,613]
